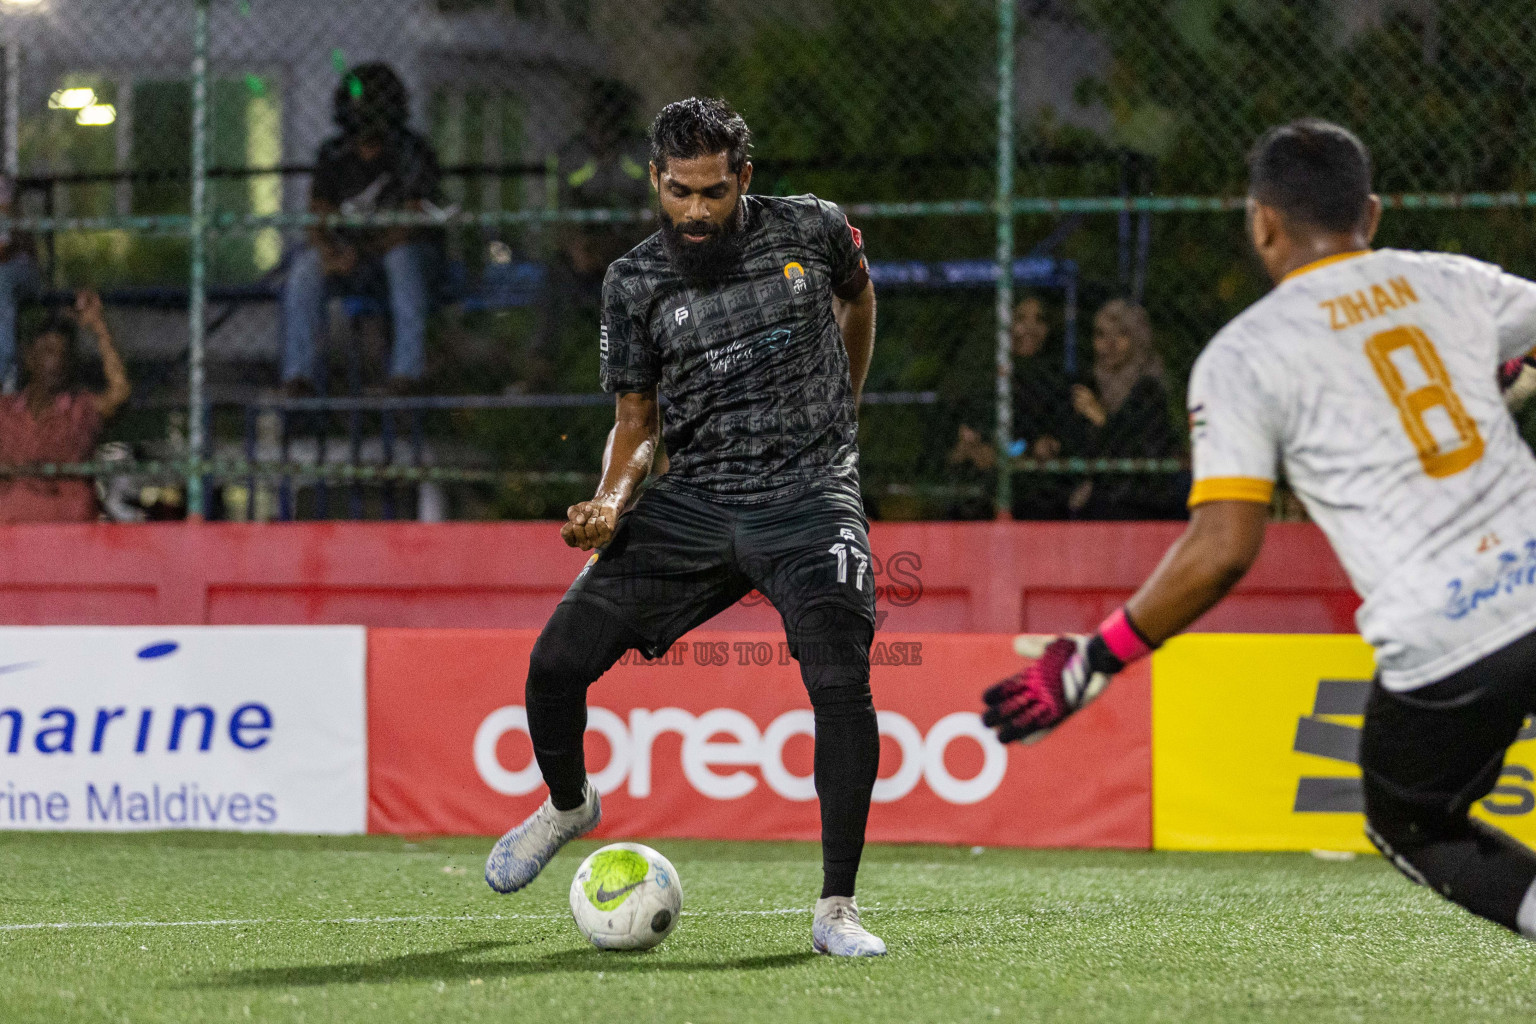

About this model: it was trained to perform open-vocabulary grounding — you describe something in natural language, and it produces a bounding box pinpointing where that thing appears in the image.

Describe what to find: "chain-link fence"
[2,0,1534,523]
[998,0,1536,522]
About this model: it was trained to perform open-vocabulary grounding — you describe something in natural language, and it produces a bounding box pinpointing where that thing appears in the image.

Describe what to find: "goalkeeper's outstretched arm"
[983,498,1268,744]
[1124,498,1269,644]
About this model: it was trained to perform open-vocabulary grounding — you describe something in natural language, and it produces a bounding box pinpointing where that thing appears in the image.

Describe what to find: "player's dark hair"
[648,97,751,175]
[1248,119,1372,233]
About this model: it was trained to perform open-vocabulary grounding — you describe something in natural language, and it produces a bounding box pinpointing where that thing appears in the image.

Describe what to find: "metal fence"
[2,0,1534,522]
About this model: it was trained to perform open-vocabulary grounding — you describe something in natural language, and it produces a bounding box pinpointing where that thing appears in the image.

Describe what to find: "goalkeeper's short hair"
[1248,118,1372,233]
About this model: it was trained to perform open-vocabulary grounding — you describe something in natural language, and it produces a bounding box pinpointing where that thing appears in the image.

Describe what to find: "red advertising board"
[367,629,1150,847]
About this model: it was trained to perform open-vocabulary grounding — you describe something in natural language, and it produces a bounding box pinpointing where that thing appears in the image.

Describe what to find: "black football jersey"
[599,193,869,503]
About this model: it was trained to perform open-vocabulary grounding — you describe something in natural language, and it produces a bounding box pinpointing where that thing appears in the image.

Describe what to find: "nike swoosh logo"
[0,662,37,676]
[594,881,642,904]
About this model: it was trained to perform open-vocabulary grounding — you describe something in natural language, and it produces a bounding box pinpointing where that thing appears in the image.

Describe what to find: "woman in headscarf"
[1068,298,1188,519]
[0,290,131,522]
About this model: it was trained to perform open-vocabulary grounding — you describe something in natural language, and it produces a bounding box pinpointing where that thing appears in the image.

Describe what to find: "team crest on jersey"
[674,307,690,326]
[784,262,808,294]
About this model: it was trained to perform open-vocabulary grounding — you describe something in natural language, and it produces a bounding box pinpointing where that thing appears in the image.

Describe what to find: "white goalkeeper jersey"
[1188,248,1536,691]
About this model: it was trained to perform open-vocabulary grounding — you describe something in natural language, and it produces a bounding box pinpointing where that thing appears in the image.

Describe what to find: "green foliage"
[1072,0,1536,195]
[706,0,995,205]
[1056,1,1536,464]
[40,1,1536,516]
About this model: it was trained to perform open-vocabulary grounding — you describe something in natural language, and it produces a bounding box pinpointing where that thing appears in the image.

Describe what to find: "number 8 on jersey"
[1365,325,1485,478]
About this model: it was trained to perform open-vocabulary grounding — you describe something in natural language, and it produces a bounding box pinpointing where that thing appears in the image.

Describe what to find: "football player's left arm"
[835,279,875,405]
[379,142,443,252]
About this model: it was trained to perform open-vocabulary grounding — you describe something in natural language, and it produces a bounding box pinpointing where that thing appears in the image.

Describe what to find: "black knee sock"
[525,602,642,811]
[813,688,879,898]
[1369,813,1536,933]
[796,609,878,900]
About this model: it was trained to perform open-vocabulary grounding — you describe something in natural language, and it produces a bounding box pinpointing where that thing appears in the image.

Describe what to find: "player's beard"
[658,200,745,281]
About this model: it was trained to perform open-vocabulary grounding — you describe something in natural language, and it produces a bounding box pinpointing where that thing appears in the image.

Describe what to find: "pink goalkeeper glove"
[981,609,1154,745]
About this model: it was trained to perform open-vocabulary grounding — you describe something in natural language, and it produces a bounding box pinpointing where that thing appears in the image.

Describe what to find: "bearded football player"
[485,97,886,957]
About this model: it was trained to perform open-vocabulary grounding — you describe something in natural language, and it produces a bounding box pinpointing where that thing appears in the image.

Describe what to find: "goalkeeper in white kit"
[984,118,1536,938]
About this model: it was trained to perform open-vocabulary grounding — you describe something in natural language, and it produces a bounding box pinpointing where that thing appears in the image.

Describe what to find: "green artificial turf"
[2,833,1534,1023]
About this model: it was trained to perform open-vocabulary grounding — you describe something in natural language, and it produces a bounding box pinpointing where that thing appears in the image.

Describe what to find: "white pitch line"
[0,914,553,933]
[0,907,860,934]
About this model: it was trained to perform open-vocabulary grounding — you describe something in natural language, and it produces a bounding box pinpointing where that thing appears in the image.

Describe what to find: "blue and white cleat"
[485,779,601,894]
[812,896,887,957]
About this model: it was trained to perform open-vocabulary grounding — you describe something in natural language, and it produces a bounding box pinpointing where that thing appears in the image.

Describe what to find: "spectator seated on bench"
[281,62,444,397]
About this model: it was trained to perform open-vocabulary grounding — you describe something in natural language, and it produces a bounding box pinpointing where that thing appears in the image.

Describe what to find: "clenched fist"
[561,499,620,550]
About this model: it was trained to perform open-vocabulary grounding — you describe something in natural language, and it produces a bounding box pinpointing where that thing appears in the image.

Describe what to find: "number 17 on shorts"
[829,528,871,591]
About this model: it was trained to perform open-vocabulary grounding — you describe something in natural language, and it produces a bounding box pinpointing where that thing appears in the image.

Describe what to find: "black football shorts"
[559,481,877,658]
[1361,626,1536,826]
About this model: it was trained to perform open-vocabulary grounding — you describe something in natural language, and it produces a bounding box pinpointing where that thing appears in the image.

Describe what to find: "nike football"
[569,842,683,951]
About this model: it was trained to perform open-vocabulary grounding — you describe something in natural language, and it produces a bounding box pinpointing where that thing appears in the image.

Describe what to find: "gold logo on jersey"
[784,261,808,294]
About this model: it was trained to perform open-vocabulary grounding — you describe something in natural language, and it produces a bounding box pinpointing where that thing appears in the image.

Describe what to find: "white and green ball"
[569,842,683,951]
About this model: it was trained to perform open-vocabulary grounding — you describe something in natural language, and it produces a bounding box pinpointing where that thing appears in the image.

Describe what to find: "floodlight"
[49,87,96,110]
[75,104,116,127]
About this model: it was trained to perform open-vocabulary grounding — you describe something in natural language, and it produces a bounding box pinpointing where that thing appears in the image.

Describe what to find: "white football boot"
[484,779,601,894]
[812,896,887,957]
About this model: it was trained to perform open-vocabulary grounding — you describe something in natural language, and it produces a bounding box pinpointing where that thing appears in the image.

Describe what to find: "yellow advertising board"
[1153,634,1536,851]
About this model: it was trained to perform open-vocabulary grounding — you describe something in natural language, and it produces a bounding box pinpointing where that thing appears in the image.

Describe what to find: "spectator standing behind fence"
[1067,299,1187,519]
[0,174,39,394]
[281,63,443,397]
[0,291,130,523]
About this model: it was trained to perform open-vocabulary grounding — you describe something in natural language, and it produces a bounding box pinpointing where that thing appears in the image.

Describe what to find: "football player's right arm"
[1130,341,1279,640]
[307,144,357,272]
[983,338,1279,744]
[309,196,361,276]
[563,389,659,550]
[567,268,664,549]
[1122,499,1267,641]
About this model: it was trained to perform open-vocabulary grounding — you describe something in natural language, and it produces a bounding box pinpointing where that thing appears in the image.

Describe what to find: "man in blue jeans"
[281,63,441,396]
[0,174,39,394]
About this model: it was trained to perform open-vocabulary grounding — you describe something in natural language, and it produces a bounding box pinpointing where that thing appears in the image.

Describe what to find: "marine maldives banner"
[367,629,1150,847]
[0,627,367,833]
